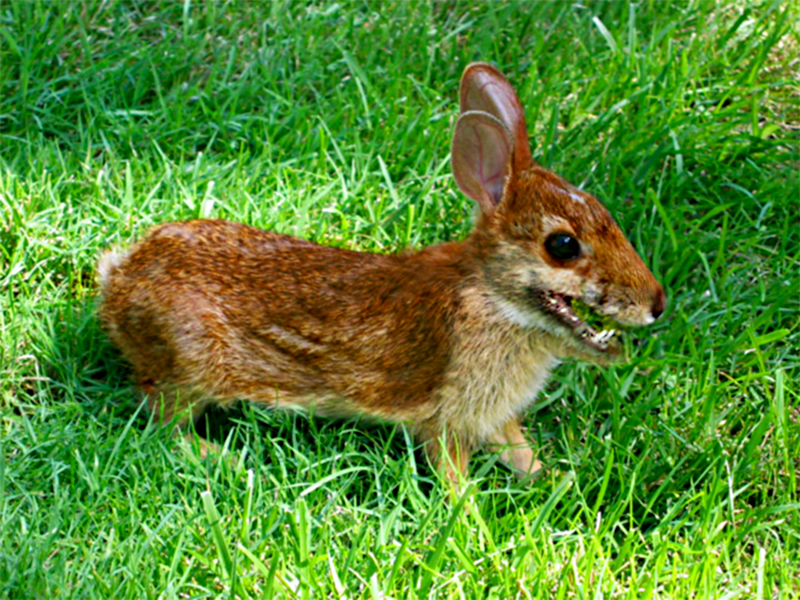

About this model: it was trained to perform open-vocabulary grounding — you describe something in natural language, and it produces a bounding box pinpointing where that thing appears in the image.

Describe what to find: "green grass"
[1,0,798,597]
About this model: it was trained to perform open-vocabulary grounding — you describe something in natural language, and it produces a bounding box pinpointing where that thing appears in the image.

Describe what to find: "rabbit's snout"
[651,285,667,321]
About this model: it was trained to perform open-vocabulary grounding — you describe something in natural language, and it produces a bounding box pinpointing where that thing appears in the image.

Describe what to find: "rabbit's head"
[452,63,665,360]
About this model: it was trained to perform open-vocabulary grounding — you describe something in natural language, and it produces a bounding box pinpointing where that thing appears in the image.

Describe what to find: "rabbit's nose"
[651,286,666,320]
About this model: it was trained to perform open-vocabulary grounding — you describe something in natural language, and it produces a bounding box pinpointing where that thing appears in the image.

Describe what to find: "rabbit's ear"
[452,111,513,214]
[459,63,533,170]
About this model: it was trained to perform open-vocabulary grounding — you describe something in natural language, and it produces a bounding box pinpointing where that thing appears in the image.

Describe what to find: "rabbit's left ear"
[459,63,534,171]
[451,111,512,215]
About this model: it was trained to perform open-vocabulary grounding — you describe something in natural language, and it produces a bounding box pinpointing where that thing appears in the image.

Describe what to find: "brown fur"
[98,64,665,482]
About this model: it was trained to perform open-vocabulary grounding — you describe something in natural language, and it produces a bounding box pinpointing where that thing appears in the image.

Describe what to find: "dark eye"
[545,233,581,260]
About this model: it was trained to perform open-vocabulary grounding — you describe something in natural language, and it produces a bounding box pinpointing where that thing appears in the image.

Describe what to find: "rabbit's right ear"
[451,111,513,215]
[459,63,534,171]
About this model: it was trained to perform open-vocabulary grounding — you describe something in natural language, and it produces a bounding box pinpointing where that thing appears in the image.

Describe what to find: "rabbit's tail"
[97,248,129,294]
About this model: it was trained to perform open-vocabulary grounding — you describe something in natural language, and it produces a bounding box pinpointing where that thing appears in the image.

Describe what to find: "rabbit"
[98,63,665,483]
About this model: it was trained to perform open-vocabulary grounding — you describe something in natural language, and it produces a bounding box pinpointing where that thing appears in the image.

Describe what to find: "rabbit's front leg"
[420,427,471,484]
[486,419,543,481]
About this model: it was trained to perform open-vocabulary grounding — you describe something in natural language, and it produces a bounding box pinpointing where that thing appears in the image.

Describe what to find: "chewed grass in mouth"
[540,293,624,355]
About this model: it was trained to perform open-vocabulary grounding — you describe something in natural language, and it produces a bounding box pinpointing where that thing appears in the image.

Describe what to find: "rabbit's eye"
[545,233,581,261]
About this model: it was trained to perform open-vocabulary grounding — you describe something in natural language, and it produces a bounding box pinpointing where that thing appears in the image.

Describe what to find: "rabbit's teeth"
[537,291,622,355]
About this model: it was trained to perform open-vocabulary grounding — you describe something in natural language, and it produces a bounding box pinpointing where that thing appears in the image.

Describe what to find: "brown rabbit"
[98,63,665,482]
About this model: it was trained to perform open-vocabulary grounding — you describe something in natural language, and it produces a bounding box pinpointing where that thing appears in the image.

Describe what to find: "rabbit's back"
[99,219,468,420]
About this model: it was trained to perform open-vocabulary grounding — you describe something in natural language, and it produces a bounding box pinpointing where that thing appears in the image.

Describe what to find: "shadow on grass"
[27,294,134,418]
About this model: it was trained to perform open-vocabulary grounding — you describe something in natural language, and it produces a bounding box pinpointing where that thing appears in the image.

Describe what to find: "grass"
[1,0,798,597]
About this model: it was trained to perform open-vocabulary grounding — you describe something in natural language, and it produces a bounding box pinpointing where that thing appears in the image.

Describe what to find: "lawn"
[1,0,798,597]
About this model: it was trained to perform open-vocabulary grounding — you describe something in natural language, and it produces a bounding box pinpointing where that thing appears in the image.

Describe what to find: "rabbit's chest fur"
[433,285,558,441]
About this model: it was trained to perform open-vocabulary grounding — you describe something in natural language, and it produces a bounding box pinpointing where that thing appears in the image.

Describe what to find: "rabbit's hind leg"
[140,379,223,458]
[139,379,211,426]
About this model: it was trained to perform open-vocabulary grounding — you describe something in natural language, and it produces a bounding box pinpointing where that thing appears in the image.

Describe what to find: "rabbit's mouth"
[538,291,623,356]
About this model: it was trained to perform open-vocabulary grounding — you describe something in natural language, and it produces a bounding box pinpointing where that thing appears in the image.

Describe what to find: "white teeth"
[539,292,620,353]
[590,329,617,347]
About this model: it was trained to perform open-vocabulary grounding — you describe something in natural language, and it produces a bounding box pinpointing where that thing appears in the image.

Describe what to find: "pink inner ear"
[463,82,516,133]
[451,111,512,214]
[480,139,506,203]
[459,63,534,171]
